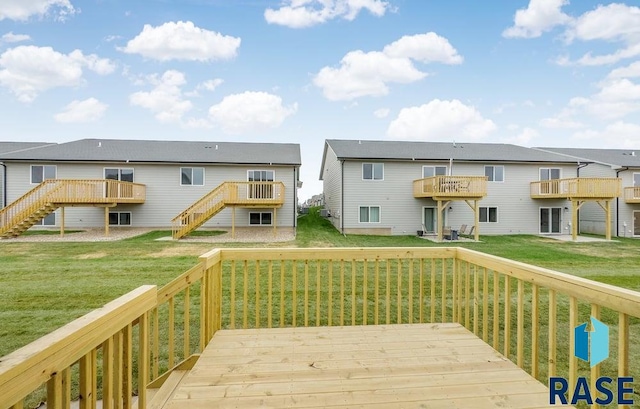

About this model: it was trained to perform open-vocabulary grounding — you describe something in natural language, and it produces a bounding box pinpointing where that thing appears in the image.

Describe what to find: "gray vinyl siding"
[618,168,640,238]
[577,163,616,235]
[0,165,4,208]
[322,145,343,231]
[341,160,575,235]
[3,162,297,228]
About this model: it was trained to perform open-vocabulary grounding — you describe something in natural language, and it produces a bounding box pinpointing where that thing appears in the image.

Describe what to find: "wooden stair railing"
[171,181,285,239]
[0,180,64,238]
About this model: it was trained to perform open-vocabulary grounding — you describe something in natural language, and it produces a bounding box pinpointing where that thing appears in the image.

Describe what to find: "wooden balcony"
[624,186,640,203]
[224,181,285,206]
[530,178,621,199]
[413,176,487,199]
[4,247,639,408]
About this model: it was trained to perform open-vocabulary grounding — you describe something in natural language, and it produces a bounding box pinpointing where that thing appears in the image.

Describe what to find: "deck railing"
[531,178,621,199]
[0,179,146,236]
[624,187,640,203]
[2,247,639,408]
[413,176,487,198]
[171,181,285,239]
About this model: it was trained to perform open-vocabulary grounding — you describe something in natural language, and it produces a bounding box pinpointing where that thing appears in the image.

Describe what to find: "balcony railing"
[530,177,621,199]
[2,247,639,408]
[413,176,488,198]
[624,187,640,203]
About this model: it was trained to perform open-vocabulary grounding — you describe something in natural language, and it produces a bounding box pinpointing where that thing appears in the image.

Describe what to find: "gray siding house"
[0,142,54,209]
[0,139,301,238]
[320,139,584,237]
[537,147,640,238]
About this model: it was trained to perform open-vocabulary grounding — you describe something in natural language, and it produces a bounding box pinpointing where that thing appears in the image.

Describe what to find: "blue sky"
[1,0,639,200]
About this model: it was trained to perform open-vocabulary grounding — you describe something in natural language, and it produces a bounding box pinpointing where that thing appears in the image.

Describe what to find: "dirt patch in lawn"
[75,252,108,260]
[146,245,211,258]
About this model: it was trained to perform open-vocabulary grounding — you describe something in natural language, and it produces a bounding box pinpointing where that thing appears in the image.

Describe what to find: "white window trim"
[30,164,57,185]
[248,211,273,226]
[109,211,132,226]
[362,163,384,181]
[180,167,205,186]
[422,206,437,233]
[422,165,447,178]
[484,165,505,183]
[479,206,499,223]
[358,205,381,223]
[247,169,276,181]
[538,207,563,235]
[633,172,640,187]
[539,167,562,181]
[104,167,135,182]
[634,210,640,237]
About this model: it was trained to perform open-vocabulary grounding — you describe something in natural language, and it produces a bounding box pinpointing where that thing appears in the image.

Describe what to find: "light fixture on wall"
[448,206,453,211]
[564,207,569,211]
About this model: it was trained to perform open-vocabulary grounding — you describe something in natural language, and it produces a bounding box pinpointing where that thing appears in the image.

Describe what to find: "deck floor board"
[165,323,573,409]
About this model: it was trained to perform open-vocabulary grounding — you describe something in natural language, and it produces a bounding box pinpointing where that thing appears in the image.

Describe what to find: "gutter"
[0,161,5,208]
[615,167,629,237]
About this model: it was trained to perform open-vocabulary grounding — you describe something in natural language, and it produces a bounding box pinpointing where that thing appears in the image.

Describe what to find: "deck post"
[273,207,277,237]
[231,207,235,239]
[474,200,479,242]
[60,207,65,237]
[104,207,109,237]
[605,200,612,240]
[571,200,578,241]
[437,201,444,241]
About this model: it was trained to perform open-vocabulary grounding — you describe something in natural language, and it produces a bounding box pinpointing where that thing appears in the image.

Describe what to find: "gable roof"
[535,147,640,168]
[0,142,55,155]
[0,139,301,166]
[324,139,580,163]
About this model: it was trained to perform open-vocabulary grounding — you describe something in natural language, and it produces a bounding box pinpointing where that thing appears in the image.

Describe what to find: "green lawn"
[1,207,640,357]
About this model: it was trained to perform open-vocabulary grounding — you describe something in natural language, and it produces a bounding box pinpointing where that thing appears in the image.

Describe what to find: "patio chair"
[443,226,452,240]
[459,224,468,235]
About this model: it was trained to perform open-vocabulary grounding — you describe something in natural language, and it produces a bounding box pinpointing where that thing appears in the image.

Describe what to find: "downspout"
[341,160,345,235]
[293,166,297,229]
[575,162,588,234]
[1,161,6,208]
[615,167,629,237]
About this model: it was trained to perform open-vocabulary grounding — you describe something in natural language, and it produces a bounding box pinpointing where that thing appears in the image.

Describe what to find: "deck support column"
[273,207,277,237]
[605,200,612,241]
[60,207,65,237]
[231,207,235,239]
[436,200,451,242]
[571,200,578,241]
[464,199,480,242]
[104,207,109,237]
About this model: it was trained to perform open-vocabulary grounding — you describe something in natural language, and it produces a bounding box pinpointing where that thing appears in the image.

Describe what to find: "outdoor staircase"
[0,179,146,239]
[171,181,285,240]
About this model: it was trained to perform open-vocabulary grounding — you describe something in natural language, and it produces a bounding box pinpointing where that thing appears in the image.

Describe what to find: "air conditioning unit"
[320,209,329,217]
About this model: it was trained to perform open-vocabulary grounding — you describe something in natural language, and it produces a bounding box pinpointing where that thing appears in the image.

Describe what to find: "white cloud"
[208,91,297,134]
[264,0,390,28]
[0,0,76,21]
[539,116,584,129]
[502,127,539,145]
[121,21,241,62]
[382,32,463,64]
[607,61,640,79]
[373,108,389,118]
[503,0,571,38]
[199,78,224,92]
[569,78,640,120]
[129,70,193,123]
[386,99,496,141]
[0,46,114,102]
[1,32,31,43]
[313,32,461,101]
[572,122,640,148]
[54,98,107,123]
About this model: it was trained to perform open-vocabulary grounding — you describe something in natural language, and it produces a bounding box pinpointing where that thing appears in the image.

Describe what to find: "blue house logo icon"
[574,316,609,367]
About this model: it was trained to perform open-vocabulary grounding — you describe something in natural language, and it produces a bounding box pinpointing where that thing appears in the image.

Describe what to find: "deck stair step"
[146,370,190,409]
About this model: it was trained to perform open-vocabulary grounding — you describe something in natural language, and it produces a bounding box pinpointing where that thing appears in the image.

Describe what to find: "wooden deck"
[166,323,570,409]
[413,175,487,199]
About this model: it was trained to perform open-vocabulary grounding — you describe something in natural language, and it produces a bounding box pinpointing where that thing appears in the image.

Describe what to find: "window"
[109,212,132,226]
[484,165,504,182]
[37,213,56,226]
[105,168,134,182]
[422,166,447,178]
[248,170,275,199]
[479,207,498,223]
[362,163,383,180]
[359,206,380,223]
[539,168,561,180]
[249,212,272,225]
[181,167,204,186]
[31,165,57,184]
[634,173,640,187]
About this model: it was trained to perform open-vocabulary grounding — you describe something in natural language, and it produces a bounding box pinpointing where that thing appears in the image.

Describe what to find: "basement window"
[249,212,272,225]
[109,212,132,226]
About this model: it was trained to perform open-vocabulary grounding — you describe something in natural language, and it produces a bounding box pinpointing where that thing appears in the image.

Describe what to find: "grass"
[1,206,640,407]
